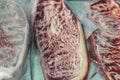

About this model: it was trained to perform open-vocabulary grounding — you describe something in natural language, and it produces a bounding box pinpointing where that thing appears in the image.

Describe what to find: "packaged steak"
[34,0,88,80]
[0,0,29,80]
[88,0,120,80]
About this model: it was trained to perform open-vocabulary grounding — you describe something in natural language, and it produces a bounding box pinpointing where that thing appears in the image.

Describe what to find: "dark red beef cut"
[35,0,88,80]
[89,0,120,80]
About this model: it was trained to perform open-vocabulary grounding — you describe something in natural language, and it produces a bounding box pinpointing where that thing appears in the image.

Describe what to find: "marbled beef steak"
[89,0,120,80]
[0,0,29,80]
[35,0,88,80]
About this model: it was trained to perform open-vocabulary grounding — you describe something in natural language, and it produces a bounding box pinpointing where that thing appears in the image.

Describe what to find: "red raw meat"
[89,0,120,80]
[35,0,88,80]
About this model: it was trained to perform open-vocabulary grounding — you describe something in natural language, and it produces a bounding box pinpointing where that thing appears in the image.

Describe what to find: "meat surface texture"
[35,0,88,80]
[89,0,120,80]
[0,0,29,80]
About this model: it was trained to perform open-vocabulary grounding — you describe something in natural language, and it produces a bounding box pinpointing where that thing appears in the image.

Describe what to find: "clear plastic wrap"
[0,0,29,80]
[88,0,120,80]
[34,0,88,80]
[10,0,120,80]
[66,0,120,80]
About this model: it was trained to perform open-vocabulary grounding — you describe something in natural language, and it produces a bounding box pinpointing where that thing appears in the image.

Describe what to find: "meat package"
[89,0,120,80]
[35,0,88,80]
[0,0,29,80]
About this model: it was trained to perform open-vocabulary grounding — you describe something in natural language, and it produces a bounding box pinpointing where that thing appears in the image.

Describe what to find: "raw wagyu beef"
[89,0,120,80]
[0,0,29,80]
[35,0,88,80]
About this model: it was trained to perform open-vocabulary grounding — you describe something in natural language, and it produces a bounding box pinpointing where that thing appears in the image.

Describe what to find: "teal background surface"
[13,0,109,80]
